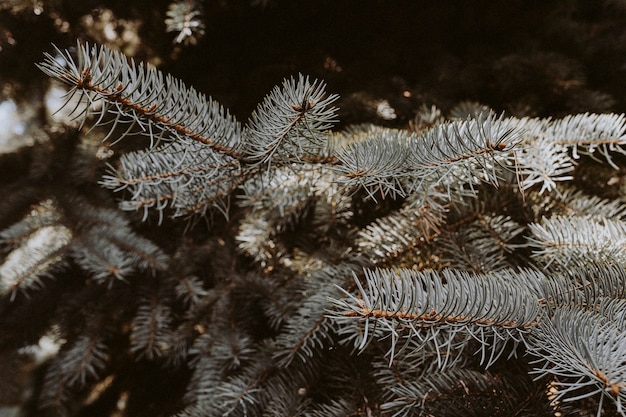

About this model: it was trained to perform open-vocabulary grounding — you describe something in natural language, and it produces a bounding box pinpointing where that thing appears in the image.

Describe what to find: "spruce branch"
[439,213,527,273]
[546,113,626,169]
[71,201,169,279]
[28,38,626,417]
[237,167,316,239]
[174,275,209,306]
[332,128,412,201]
[38,44,342,221]
[130,285,175,360]
[0,205,72,300]
[51,334,109,390]
[194,353,273,417]
[565,264,626,305]
[355,198,444,265]
[407,112,520,189]
[545,187,626,221]
[516,137,574,194]
[329,268,540,366]
[379,368,518,417]
[38,42,242,153]
[300,399,356,417]
[165,0,206,46]
[593,297,626,329]
[529,215,626,268]
[514,113,626,193]
[39,333,109,412]
[528,264,626,313]
[272,276,341,368]
[0,195,168,299]
[527,307,626,417]
[101,140,244,220]
[333,112,520,203]
[71,234,137,282]
[242,74,339,166]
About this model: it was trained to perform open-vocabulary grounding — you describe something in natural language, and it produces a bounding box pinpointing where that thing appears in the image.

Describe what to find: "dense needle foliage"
[2,2,626,417]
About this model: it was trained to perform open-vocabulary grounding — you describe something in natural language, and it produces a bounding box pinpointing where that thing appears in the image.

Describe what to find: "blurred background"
[1,0,626,148]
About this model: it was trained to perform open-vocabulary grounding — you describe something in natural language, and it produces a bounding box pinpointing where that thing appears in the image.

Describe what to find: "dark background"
[1,0,626,129]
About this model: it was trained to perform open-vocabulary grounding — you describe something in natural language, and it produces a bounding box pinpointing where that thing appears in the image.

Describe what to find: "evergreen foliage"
[4,28,626,417]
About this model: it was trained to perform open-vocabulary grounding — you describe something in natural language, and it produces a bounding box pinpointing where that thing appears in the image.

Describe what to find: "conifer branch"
[439,214,527,272]
[165,0,206,45]
[527,307,626,416]
[379,368,517,417]
[517,138,574,194]
[529,216,626,268]
[26,38,626,417]
[55,335,110,389]
[272,279,340,368]
[329,268,540,364]
[101,140,244,220]
[0,224,72,301]
[546,113,626,169]
[242,75,339,165]
[38,42,242,153]
[131,286,175,360]
[0,200,72,300]
[593,297,626,329]
[355,199,444,264]
[552,188,626,220]
[333,113,520,202]
[39,333,109,412]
